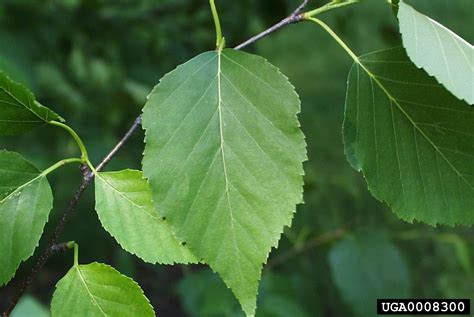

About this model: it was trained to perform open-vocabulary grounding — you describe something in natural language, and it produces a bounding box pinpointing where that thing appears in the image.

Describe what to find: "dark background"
[0,0,473,316]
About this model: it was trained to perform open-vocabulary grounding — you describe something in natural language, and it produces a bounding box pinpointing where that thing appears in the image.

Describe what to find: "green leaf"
[94,169,197,264]
[11,295,50,317]
[398,1,474,105]
[343,48,474,225]
[329,229,410,317]
[0,151,53,285]
[0,71,64,136]
[51,262,155,317]
[0,150,41,199]
[142,49,306,315]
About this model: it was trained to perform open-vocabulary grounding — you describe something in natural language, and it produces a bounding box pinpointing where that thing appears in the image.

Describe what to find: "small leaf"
[329,229,410,317]
[343,48,474,225]
[51,262,155,317]
[0,151,53,285]
[142,49,306,315]
[0,71,64,136]
[94,169,197,264]
[398,1,474,105]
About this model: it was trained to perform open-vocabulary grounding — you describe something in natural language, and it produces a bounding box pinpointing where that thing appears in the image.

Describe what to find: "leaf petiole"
[49,121,89,161]
[73,242,79,267]
[303,0,359,18]
[209,0,224,50]
[305,17,362,67]
[0,157,82,205]
[41,158,84,176]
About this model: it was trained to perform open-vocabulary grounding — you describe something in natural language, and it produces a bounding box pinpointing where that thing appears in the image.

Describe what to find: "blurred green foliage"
[10,296,50,317]
[329,229,411,317]
[0,0,473,316]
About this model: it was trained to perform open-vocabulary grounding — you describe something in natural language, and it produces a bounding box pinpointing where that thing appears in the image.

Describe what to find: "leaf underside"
[343,48,474,226]
[398,1,474,105]
[142,48,306,315]
[0,71,63,136]
[94,169,197,265]
[50,262,155,317]
[0,151,53,285]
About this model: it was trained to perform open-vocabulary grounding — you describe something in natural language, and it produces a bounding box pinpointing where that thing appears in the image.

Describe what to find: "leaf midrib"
[217,51,245,283]
[75,266,108,316]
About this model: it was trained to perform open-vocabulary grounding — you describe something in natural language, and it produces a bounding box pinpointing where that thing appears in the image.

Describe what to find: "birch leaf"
[343,48,474,225]
[94,169,197,265]
[51,262,155,317]
[398,1,474,105]
[142,49,306,315]
[0,151,53,285]
[0,71,64,135]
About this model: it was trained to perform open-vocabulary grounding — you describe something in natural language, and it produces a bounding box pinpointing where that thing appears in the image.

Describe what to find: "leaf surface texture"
[95,169,197,264]
[398,1,474,105]
[0,71,64,135]
[142,49,306,315]
[0,151,53,285]
[51,262,155,317]
[344,48,474,225]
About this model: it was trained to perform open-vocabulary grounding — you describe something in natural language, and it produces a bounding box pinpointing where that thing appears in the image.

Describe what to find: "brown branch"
[1,118,143,317]
[50,242,75,254]
[1,0,310,314]
[96,115,142,171]
[234,0,308,50]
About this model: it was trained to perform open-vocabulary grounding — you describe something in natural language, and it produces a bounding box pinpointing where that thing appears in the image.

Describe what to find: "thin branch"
[96,115,142,171]
[1,1,313,314]
[234,0,309,50]
[295,0,310,14]
[50,241,75,254]
[1,119,143,317]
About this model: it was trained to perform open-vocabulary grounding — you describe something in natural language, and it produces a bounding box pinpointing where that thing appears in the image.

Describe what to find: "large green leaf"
[398,1,474,105]
[50,262,155,317]
[142,49,306,315]
[0,151,53,285]
[343,48,474,225]
[94,169,197,264]
[329,229,410,317]
[0,71,64,136]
